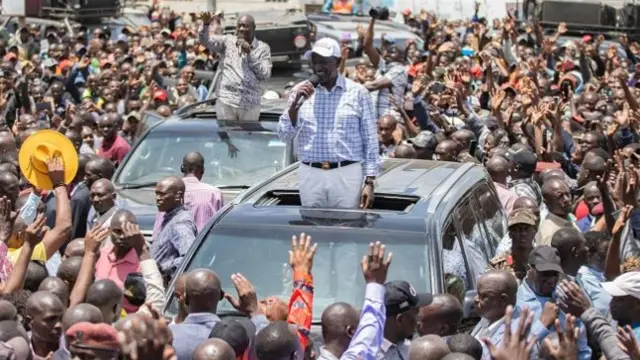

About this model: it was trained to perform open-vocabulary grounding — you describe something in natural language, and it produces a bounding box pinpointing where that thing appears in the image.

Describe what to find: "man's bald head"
[193,338,236,360]
[91,178,115,193]
[185,269,222,313]
[321,302,359,344]
[110,209,137,228]
[409,335,450,360]
[26,291,64,316]
[182,152,205,178]
[38,277,69,308]
[513,197,538,212]
[394,144,417,159]
[480,270,519,303]
[418,294,463,336]
[0,133,16,152]
[486,156,510,185]
[85,280,123,323]
[57,256,83,289]
[541,169,566,183]
[64,239,85,259]
[0,300,16,321]
[0,172,19,205]
[62,303,103,331]
[379,115,397,127]
[159,176,185,193]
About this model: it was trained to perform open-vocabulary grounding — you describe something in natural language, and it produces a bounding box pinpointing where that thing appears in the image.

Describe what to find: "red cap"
[582,35,593,43]
[402,8,412,15]
[470,64,483,78]
[66,322,119,351]
[536,161,561,173]
[153,89,168,102]
[59,59,72,71]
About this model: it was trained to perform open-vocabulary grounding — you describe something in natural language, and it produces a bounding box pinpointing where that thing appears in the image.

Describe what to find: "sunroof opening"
[255,190,419,212]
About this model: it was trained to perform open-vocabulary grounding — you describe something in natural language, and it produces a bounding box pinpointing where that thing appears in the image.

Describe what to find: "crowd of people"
[0,0,636,359]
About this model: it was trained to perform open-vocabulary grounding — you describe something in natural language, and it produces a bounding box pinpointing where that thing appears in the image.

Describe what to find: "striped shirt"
[153,176,223,234]
[150,206,197,279]
[371,60,408,119]
[277,75,380,177]
[199,25,272,109]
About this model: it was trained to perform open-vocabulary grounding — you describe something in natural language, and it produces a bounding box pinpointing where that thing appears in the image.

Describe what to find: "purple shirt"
[318,283,385,360]
[494,182,517,216]
[153,176,223,233]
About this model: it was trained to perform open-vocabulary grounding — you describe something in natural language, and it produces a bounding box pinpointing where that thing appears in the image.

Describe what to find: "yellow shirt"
[8,243,48,264]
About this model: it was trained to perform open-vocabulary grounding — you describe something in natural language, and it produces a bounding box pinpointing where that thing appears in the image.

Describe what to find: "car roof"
[223,9,308,27]
[175,98,287,118]
[148,98,287,133]
[229,159,488,232]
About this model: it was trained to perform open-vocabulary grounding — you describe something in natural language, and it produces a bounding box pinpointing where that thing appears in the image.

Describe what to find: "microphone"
[294,74,320,110]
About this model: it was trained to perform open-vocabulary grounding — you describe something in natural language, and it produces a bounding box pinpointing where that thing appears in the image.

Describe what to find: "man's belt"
[302,160,357,170]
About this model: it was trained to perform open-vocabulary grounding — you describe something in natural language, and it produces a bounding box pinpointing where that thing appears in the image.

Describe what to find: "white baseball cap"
[311,37,341,58]
[602,271,640,300]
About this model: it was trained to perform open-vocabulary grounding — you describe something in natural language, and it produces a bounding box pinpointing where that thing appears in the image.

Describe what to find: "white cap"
[262,90,280,100]
[311,37,341,58]
[602,271,640,300]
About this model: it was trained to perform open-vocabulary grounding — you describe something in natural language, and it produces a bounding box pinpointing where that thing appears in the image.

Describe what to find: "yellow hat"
[18,130,79,190]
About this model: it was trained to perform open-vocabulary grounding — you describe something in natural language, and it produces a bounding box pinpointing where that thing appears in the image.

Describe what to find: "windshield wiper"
[118,182,158,189]
[217,185,251,190]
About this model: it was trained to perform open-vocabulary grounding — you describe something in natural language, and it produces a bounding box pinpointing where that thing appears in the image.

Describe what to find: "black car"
[112,99,296,241]
[163,159,507,331]
[221,9,313,63]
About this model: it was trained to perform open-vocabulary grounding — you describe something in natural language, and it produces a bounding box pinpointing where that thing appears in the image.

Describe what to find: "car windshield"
[165,222,431,321]
[115,129,288,188]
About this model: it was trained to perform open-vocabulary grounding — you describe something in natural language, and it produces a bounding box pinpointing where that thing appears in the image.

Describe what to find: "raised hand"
[123,222,146,256]
[289,232,317,273]
[46,156,66,186]
[544,316,579,360]
[117,314,175,360]
[224,273,261,316]
[540,301,559,328]
[0,197,16,244]
[483,306,535,360]
[617,325,640,359]
[23,214,47,247]
[199,11,213,25]
[491,90,506,112]
[613,205,634,236]
[361,241,392,284]
[557,280,591,317]
[557,22,567,34]
[85,224,110,254]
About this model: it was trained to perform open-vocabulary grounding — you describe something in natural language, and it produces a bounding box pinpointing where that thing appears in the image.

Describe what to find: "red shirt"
[98,135,131,164]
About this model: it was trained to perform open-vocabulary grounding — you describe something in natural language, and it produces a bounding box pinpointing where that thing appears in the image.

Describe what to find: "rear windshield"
[165,223,432,320]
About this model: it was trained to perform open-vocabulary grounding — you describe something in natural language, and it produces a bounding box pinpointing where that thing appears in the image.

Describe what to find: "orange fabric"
[332,0,353,14]
[286,269,313,350]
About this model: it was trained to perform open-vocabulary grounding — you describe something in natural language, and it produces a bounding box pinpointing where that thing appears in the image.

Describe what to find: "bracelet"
[53,182,66,189]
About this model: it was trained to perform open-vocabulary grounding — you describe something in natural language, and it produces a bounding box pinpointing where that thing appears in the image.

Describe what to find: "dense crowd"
[0,1,636,360]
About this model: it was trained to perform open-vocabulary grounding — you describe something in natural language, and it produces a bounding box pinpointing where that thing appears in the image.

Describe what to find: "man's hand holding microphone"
[287,75,319,126]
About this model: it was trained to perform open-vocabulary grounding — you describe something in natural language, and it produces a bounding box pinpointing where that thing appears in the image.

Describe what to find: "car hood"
[116,187,245,231]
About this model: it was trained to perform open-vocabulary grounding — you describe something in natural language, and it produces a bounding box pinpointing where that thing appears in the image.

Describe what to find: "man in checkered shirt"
[277,37,380,209]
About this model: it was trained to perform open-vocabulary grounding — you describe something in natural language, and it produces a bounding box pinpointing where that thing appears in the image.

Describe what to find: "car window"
[442,219,468,303]
[454,195,489,279]
[473,182,506,258]
[442,193,489,294]
[115,129,288,188]
[164,223,432,321]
